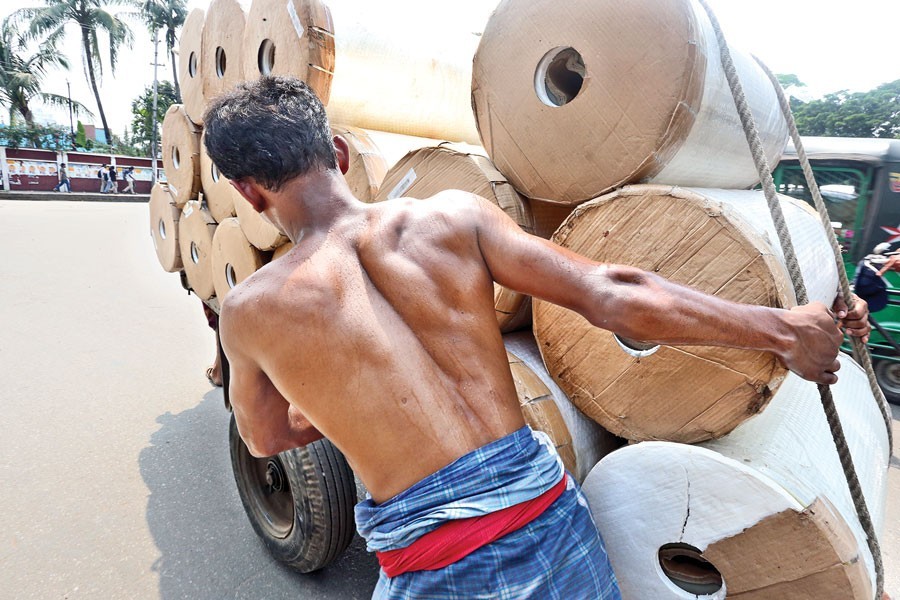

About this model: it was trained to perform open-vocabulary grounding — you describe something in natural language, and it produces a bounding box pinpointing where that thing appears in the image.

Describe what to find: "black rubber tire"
[873,359,900,406]
[229,415,357,572]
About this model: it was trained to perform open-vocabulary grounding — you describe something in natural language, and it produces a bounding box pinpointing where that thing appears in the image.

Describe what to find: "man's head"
[203,76,337,192]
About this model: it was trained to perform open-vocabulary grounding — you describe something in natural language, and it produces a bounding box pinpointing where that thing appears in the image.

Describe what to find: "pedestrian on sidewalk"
[108,165,119,193]
[122,166,136,194]
[52,164,71,192]
[98,165,109,193]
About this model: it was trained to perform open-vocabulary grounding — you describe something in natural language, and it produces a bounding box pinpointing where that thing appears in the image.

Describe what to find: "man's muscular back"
[223,192,526,503]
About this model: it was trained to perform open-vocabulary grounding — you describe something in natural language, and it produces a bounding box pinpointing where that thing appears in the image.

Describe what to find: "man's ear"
[333,135,351,175]
[229,179,266,213]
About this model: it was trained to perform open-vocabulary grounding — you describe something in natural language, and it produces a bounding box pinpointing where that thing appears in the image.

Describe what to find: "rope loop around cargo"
[696,1,888,598]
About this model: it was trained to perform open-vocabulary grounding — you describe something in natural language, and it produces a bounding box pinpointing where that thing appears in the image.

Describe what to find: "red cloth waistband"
[376,474,568,578]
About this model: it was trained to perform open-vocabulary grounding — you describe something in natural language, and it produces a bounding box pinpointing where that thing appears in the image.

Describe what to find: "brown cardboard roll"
[161,104,202,207]
[178,8,206,126]
[199,130,238,223]
[201,0,251,104]
[472,0,788,205]
[533,185,839,443]
[332,124,387,203]
[178,198,218,300]
[149,183,183,272]
[374,145,534,333]
[242,0,335,103]
[233,193,289,251]
[507,349,576,476]
[211,217,265,300]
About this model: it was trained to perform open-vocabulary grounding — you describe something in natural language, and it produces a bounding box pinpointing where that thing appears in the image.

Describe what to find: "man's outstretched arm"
[471,196,845,385]
[220,295,324,457]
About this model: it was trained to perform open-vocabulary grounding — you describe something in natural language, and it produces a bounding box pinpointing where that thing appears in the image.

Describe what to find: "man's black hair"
[203,76,336,191]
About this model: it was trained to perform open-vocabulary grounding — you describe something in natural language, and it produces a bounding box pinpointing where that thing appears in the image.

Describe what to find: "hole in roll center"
[215,46,227,78]
[258,39,276,76]
[534,46,586,107]
[614,334,660,358]
[658,543,724,597]
[226,263,237,289]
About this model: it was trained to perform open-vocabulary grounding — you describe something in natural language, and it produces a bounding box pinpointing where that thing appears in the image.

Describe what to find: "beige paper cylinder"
[324,2,482,143]
[332,124,387,202]
[201,0,251,104]
[161,104,202,207]
[211,217,265,300]
[374,145,534,332]
[242,0,335,103]
[233,194,289,251]
[534,185,839,443]
[178,8,206,126]
[149,183,183,272]
[199,130,238,223]
[507,349,576,476]
[472,0,788,205]
[272,242,294,261]
[178,198,218,301]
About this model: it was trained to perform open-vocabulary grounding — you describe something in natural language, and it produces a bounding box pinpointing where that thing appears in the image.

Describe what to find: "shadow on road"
[139,390,379,599]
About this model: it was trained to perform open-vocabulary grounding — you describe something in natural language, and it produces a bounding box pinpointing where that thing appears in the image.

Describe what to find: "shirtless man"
[203,77,870,600]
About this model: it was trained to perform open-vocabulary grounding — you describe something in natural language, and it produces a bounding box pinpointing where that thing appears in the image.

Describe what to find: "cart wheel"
[229,415,357,572]
[873,359,900,406]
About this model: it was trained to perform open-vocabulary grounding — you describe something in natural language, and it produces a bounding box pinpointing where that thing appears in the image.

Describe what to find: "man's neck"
[271,171,365,244]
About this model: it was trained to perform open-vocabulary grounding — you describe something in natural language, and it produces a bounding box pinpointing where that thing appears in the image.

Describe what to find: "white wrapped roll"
[534,185,839,443]
[325,1,482,143]
[582,354,889,599]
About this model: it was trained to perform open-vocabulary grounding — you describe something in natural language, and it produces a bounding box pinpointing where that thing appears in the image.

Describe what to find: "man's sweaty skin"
[219,135,865,504]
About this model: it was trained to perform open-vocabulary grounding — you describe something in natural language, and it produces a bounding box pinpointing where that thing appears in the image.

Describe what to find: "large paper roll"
[534,185,839,443]
[324,1,482,143]
[178,8,206,126]
[199,130,239,223]
[233,193,289,251]
[149,183,183,272]
[178,198,218,301]
[374,145,536,332]
[201,0,251,104]
[211,217,265,300]
[582,354,889,599]
[504,331,623,483]
[242,0,334,103]
[472,0,788,205]
[332,124,387,203]
[161,104,202,207]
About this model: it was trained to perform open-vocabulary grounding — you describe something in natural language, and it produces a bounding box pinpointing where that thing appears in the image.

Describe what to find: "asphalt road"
[0,200,898,599]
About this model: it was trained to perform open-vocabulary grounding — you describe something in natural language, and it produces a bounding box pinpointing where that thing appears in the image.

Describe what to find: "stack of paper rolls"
[533,185,839,443]
[178,198,219,301]
[581,353,889,599]
[471,0,788,205]
[178,9,206,126]
[201,0,251,104]
[161,104,203,207]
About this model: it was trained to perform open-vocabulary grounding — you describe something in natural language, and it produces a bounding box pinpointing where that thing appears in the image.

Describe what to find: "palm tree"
[12,0,137,139]
[140,0,186,102]
[0,18,93,125]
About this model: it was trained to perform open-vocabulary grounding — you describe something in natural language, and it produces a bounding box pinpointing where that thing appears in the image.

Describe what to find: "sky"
[3,0,900,136]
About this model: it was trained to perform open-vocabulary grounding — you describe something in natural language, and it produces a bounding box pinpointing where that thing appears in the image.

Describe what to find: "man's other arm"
[470,196,844,385]
[219,295,324,457]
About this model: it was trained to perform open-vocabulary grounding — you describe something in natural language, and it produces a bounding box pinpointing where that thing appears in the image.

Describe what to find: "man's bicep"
[476,199,600,312]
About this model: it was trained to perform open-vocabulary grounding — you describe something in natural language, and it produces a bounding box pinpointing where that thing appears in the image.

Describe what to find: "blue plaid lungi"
[355,426,621,600]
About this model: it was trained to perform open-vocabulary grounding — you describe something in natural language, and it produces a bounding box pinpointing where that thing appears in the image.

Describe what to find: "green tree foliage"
[791,80,900,138]
[12,0,138,140]
[129,80,176,154]
[776,73,806,90]
[74,119,91,149]
[0,17,93,125]
[140,0,186,102]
